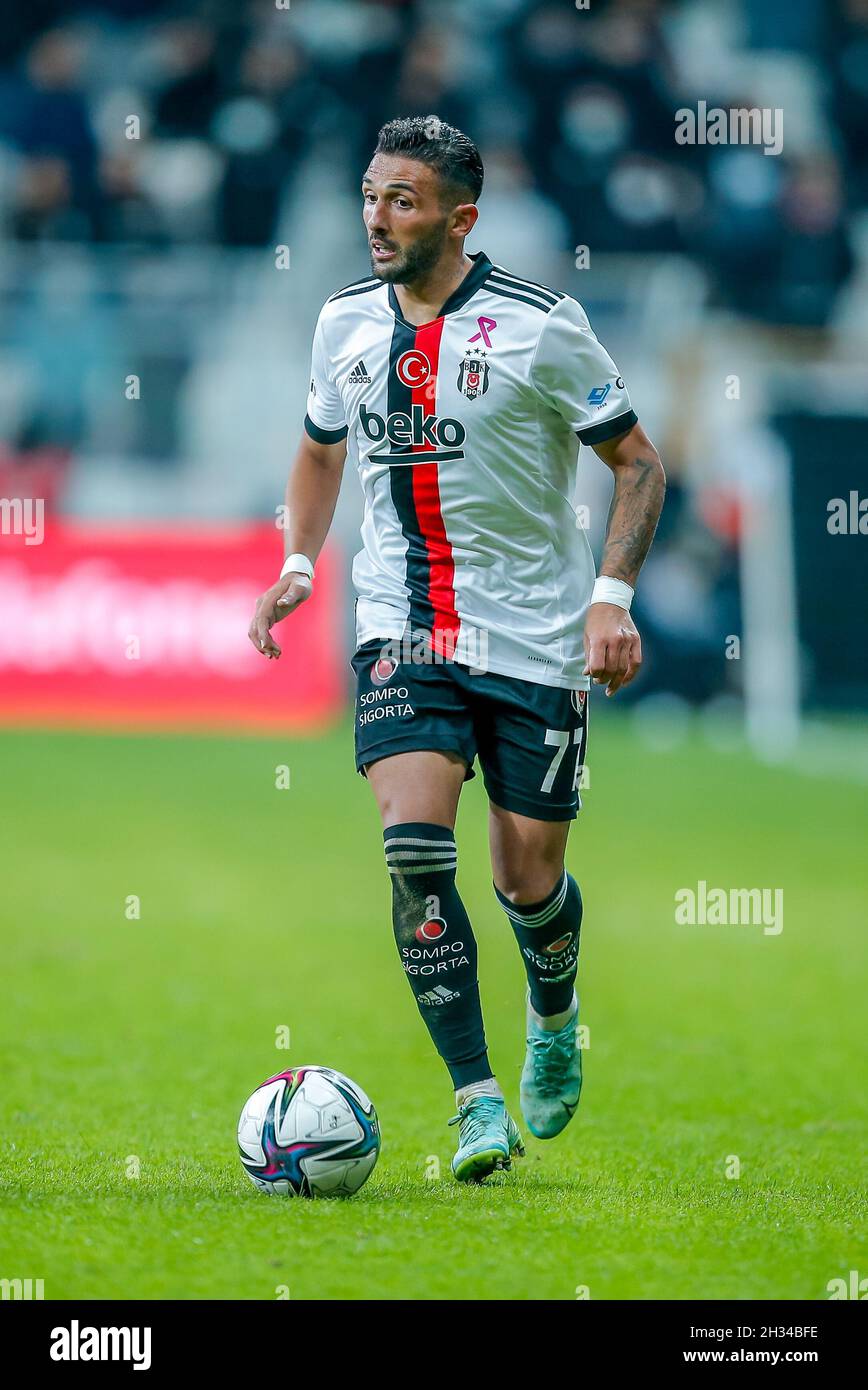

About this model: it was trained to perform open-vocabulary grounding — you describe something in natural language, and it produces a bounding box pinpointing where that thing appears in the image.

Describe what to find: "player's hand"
[248,573,313,660]
[583,602,642,697]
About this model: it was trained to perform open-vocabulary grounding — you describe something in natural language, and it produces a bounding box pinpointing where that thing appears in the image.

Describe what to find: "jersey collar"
[387,251,493,326]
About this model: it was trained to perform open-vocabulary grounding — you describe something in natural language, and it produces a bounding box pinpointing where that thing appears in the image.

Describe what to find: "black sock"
[384,822,491,1089]
[496,871,582,1017]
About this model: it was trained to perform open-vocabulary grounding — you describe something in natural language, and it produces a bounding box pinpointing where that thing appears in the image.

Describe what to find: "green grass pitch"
[0,719,865,1300]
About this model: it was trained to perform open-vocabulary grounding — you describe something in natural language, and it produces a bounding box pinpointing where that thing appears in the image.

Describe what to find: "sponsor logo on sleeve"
[587,383,611,407]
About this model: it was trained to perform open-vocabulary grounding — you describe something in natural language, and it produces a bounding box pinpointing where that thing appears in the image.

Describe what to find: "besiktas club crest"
[457,354,490,400]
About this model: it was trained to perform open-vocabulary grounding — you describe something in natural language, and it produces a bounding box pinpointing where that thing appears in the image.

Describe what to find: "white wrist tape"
[591,576,634,611]
[280,553,314,582]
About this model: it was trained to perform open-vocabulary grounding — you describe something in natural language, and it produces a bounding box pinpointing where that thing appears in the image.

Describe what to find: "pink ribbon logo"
[469,316,497,348]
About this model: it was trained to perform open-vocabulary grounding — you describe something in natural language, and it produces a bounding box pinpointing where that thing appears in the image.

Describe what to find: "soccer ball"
[237,1066,380,1198]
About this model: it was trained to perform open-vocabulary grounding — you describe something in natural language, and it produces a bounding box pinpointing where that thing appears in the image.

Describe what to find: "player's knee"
[491,830,565,903]
[494,862,565,906]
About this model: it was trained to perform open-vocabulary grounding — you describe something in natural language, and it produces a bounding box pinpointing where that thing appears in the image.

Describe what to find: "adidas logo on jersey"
[348,359,372,384]
[418,985,460,1007]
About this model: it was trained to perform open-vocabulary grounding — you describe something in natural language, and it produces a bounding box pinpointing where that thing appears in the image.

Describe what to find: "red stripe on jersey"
[410,317,460,659]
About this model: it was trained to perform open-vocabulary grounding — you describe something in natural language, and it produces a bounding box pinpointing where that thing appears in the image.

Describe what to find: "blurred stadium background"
[1,0,866,752]
[1,0,867,1304]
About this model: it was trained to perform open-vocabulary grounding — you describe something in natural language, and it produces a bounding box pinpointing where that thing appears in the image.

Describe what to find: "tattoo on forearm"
[601,455,665,586]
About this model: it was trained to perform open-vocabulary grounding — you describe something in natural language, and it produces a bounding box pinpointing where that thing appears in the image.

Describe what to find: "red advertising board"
[0,523,346,731]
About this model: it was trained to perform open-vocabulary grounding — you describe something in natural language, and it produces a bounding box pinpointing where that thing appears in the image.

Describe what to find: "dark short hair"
[373,115,484,204]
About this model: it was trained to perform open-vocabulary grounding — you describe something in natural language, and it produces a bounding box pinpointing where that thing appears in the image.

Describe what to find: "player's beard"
[369,218,449,284]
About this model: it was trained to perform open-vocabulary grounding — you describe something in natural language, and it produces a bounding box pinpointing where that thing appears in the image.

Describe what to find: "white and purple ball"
[237,1066,380,1198]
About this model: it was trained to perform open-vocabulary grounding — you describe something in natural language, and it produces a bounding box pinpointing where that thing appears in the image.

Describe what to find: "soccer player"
[250,117,665,1183]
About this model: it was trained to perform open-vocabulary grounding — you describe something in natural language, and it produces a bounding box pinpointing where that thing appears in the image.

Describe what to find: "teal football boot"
[448,1095,525,1183]
[520,992,582,1139]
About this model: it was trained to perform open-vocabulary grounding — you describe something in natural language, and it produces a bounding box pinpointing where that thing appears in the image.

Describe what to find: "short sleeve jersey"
[305,252,636,689]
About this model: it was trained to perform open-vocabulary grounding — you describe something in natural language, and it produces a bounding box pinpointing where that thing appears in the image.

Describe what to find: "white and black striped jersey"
[305,251,636,689]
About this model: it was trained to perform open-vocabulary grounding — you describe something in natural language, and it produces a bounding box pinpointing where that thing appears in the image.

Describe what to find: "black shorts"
[351,638,589,822]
